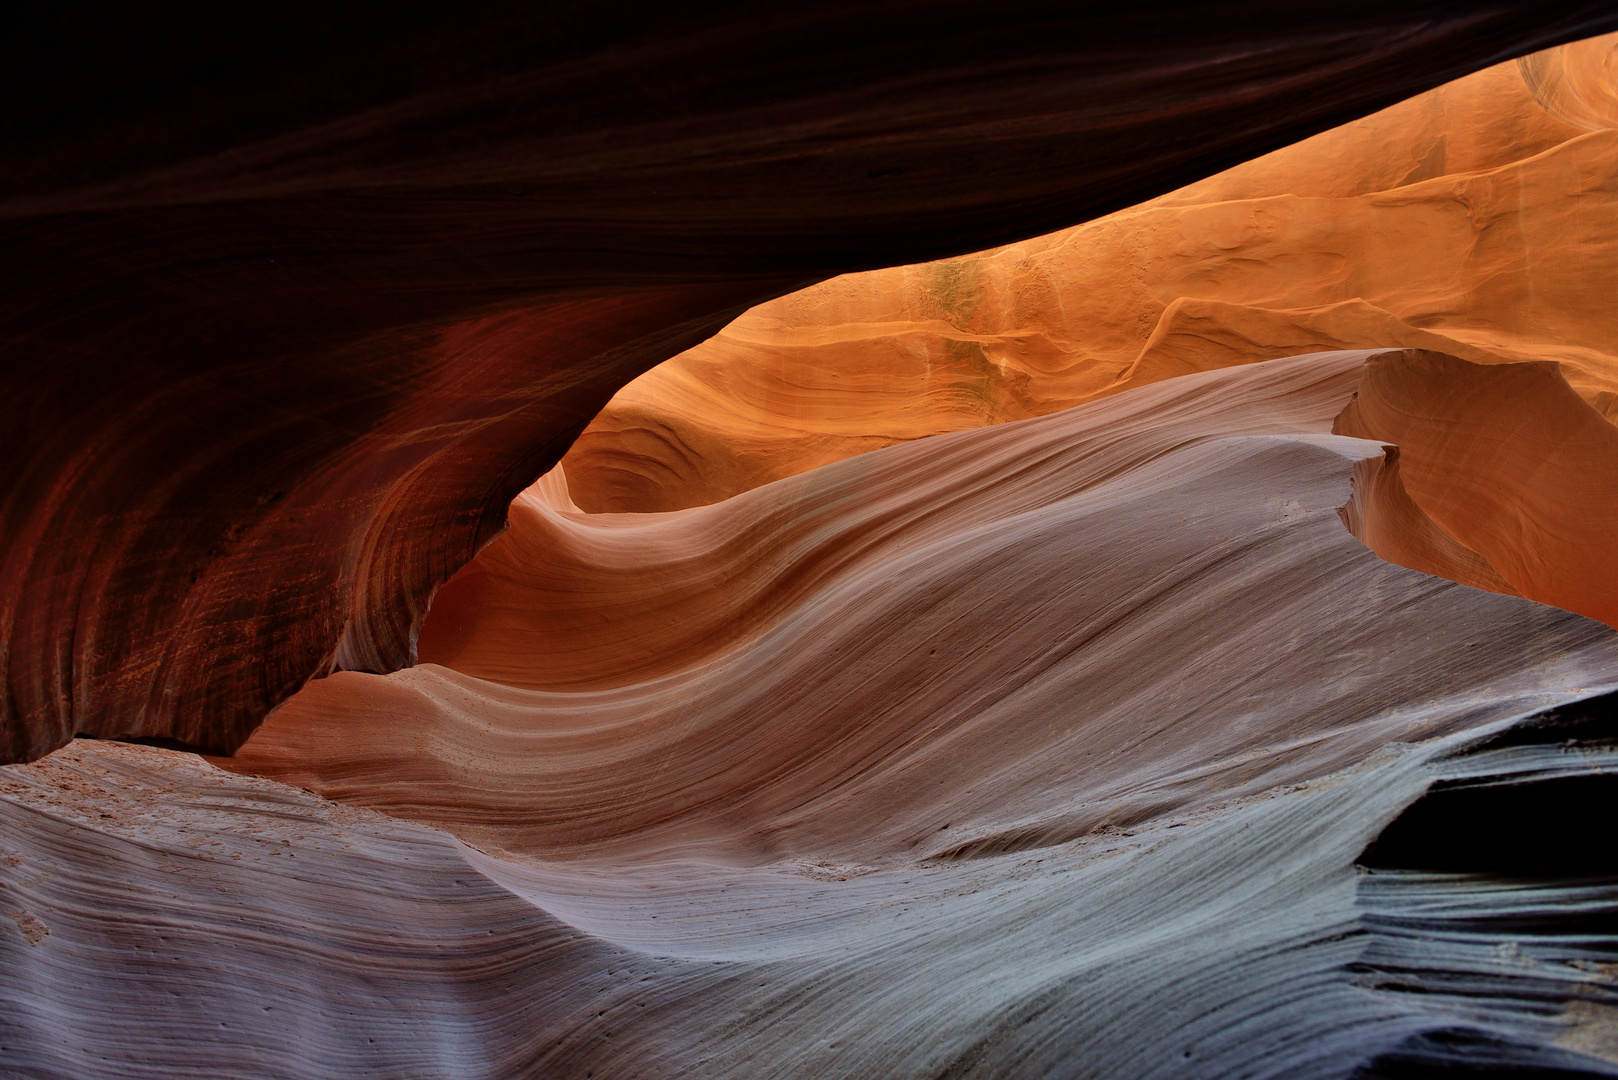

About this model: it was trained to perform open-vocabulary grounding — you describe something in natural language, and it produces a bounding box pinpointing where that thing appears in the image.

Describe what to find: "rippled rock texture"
[5,5,1618,760]
[7,12,1618,1080]
[10,350,1618,1077]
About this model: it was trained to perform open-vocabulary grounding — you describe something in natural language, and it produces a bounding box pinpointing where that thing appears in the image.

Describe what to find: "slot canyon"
[4,7,1618,1077]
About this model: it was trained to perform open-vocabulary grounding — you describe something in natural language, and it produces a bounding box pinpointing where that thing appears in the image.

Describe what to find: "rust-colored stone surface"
[562,34,1618,514]
[1334,351,1618,626]
[5,6,1617,762]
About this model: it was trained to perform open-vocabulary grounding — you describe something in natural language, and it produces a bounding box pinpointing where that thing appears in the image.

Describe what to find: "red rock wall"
[5,5,1617,761]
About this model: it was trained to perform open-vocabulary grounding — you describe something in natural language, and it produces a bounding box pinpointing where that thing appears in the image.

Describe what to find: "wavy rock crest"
[7,351,1613,1077]
[6,18,1618,1080]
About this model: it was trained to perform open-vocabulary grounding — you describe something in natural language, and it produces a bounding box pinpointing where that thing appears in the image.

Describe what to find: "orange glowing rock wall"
[9,21,1618,1078]
[562,35,1618,518]
[1333,351,1618,626]
[22,7,1611,761]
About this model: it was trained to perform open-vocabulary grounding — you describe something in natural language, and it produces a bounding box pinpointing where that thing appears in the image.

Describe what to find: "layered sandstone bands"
[4,16,1618,1079]
[6,6,1618,760]
[248,351,1604,865]
[6,350,1606,1077]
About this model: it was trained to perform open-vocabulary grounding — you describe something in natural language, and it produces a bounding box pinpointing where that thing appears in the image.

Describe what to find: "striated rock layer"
[5,351,1612,1077]
[562,33,1618,516]
[5,19,1618,1077]
[272,352,1607,866]
[6,7,1618,761]
[8,705,1618,1078]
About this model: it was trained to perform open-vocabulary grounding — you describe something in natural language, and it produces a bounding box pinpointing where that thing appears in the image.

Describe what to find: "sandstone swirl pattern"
[17,6,1609,760]
[4,350,1616,1075]
[4,22,1618,1079]
[158,352,1616,1076]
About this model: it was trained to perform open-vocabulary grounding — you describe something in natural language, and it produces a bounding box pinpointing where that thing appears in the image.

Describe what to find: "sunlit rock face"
[1333,351,1618,626]
[8,17,1618,1080]
[5,6,1618,762]
[562,34,1618,517]
[165,352,1618,1075]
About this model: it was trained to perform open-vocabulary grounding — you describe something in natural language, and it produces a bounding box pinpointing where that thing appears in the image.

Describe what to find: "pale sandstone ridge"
[254,353,1590,866]
[423,348,1608,708]
[419,350,1497,693]
[6,351,1614,1077]
[560,33,1618,515]
[146,349,1616,1078]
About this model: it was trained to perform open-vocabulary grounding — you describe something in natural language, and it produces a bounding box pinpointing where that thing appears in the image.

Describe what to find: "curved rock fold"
[5,18,1618,1079]
[6,7,1618,759]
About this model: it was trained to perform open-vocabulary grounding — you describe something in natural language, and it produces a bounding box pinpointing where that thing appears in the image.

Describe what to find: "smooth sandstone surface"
[561,34,1618,516]
[1334,351,1618,626]
[260,353,1612,867]
[6,6,1618,761]
[43,349,1601,1078]
[5,19,1618,1079]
